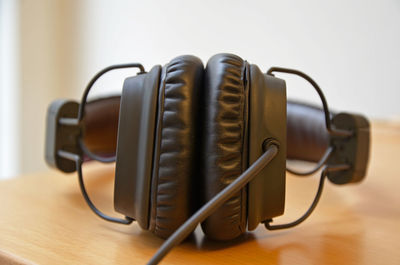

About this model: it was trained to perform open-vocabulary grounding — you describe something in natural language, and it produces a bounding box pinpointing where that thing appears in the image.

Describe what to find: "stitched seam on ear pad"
[201,54,247,240]
[150,56,203,239]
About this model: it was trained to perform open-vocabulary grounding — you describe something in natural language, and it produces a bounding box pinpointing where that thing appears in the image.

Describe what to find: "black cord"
[286,146,334,176]
[264,164,350,230]
[75,157,134,225]
[147,144,279,265]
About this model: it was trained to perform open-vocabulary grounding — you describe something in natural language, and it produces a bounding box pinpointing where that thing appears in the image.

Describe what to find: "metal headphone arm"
[56,63,146,225]
[263,67,368,231]
[267,67,353,138]
[268,67,352,178]
[78,63,146,162]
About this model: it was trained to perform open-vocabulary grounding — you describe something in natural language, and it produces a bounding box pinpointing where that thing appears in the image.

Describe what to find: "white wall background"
[1,0,399,178]
[79,0,400,119]
[0,0,20,179]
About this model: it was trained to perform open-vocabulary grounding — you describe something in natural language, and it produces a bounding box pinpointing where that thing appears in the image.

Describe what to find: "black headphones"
[45,53,370,264]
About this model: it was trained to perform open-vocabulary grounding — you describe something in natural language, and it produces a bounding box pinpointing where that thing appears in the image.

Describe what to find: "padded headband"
[83,97,330,162]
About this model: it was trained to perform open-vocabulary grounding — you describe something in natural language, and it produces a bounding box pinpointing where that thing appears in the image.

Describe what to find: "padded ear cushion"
[149,55,204,238]
[201,54,248,240]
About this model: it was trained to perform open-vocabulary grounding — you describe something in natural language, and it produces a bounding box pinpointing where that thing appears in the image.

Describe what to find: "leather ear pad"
[149,55,204,238]
[201,54,248,240]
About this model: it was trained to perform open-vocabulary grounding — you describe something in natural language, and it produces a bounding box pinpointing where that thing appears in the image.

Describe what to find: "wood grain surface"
[0,122,399,265]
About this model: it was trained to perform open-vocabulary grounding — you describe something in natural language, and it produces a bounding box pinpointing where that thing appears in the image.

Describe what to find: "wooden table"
[1,122,399,265]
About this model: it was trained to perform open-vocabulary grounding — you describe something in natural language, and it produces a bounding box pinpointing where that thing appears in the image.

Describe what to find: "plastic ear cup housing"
[114,65,161,229]
[45,99,80,173]
[247,65,287,230]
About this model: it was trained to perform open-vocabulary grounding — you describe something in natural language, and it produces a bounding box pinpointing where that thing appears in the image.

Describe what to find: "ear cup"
[149,55,204,238]
[201,54,248,240]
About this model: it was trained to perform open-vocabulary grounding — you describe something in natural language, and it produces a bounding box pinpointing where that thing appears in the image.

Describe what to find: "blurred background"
[0,0,399,179]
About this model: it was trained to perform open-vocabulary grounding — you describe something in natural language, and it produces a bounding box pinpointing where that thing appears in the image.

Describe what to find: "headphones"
[45,53,370,264]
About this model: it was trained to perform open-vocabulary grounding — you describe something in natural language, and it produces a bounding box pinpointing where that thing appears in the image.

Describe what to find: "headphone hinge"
[45,99,82,173]
[327,112,370,184]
